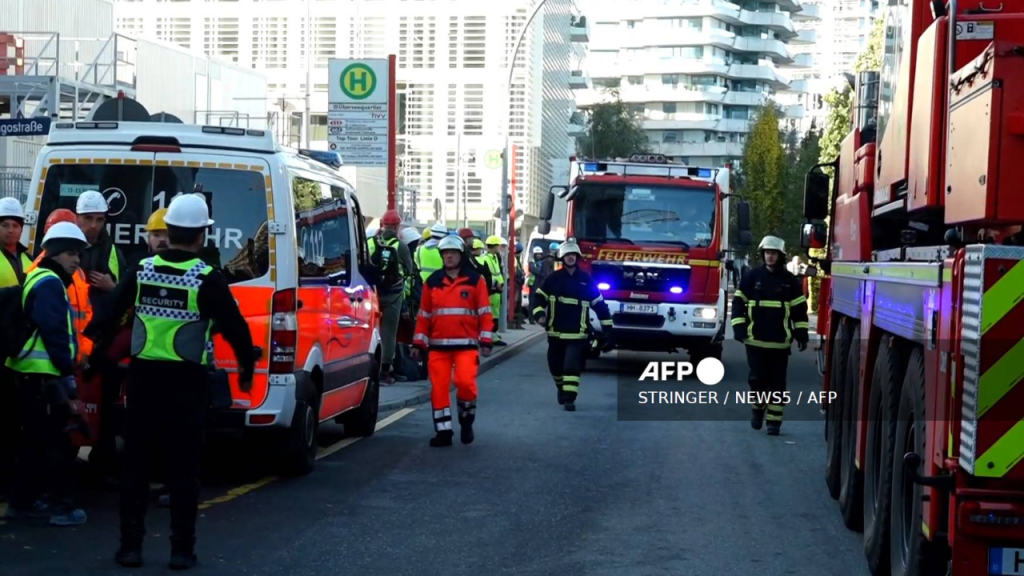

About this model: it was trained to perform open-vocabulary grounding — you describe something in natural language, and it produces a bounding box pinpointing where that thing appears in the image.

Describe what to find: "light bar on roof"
[578,160,718,180]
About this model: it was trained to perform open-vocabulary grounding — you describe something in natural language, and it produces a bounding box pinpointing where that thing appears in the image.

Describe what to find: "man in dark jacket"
[4,222,90,526]
[531,240,613,411]
[730,235,809,436]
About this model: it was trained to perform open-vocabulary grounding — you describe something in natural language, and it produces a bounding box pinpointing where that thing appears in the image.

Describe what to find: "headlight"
[698,307,718,320]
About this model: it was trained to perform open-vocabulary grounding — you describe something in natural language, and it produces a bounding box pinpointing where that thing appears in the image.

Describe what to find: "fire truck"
[801,1,1024,575]
[536,154,752,362]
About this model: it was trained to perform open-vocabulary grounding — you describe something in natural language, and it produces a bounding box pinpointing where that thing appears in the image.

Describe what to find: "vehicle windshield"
[572,184,716,247]
[37,162,270,284]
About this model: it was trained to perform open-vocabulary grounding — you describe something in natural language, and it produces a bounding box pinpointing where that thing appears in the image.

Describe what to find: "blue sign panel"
[0,117,51,137]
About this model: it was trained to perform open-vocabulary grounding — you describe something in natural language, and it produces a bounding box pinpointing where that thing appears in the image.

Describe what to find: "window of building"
[704,103,720,115]
[627,76,643,86]
[663,102,677,115]
[662,131,678,143]
[662,74,679,86]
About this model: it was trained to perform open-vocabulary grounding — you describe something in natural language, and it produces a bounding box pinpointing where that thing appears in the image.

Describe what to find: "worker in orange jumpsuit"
[411,235,493,447]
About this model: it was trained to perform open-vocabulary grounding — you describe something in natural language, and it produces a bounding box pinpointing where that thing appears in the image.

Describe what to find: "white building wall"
[0,0,114,38]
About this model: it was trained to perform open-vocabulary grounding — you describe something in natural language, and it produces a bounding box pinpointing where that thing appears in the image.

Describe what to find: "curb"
[377,330,547,412]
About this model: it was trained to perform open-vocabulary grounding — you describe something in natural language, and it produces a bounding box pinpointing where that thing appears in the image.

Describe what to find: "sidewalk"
[378,324,546,412]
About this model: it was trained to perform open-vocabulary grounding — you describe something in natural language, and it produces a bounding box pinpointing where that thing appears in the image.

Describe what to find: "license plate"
[622,303,658,314]
[990,548,1024,575]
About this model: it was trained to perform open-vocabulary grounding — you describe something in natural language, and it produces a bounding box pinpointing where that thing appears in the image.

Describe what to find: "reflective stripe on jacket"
[28,252,93,359]
[131,256,213,364]
[531,268,612,339]
[413,265,493,351]
[731,264,809,349]
[6,267,76,376]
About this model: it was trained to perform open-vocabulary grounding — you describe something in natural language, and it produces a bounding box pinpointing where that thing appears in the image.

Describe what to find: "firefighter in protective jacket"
[531,240,613,411]
[730,235,809,435]
[412,235,493,447]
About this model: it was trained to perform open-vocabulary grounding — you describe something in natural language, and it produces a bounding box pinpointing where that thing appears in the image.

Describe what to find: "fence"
[0,167,31,202]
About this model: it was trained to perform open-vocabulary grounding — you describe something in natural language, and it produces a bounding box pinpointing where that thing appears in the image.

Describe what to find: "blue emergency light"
[598,282,611,291]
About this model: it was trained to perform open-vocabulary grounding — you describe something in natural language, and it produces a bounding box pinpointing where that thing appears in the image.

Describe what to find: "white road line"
[315,407,416,461]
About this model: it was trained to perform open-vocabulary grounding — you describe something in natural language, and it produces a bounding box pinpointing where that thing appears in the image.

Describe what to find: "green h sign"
[341,63,377,100]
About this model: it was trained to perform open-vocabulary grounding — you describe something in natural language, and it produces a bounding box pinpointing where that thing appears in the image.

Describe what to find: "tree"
[737,102,787,249]
[577,90,649,159]
[853,17,885,73]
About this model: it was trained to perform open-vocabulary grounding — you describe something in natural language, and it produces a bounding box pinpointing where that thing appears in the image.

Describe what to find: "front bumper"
[588,290,726,345]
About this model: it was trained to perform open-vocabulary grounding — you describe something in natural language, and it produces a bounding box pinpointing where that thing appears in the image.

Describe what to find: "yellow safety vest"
[0,249,33,288]
[6,268,76,376]
[416,244,443,282]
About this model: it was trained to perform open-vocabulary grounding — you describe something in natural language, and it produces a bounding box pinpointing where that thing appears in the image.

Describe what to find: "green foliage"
[737,102,787,251]
[819,88,853,166]
[294,178,322,214]
[578,90,649,159]
[854,16,886,73]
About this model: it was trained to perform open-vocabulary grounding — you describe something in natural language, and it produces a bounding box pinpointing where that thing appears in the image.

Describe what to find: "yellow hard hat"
[472,238,485,250]
[422,227,432,241]
[485,235,502,246]
[146,208,168,232]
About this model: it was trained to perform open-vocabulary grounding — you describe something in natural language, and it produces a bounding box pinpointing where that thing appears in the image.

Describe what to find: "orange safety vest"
[28,252,94,359]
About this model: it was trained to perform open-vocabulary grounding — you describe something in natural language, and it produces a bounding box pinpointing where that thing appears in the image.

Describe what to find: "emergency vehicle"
[536,154,751,362]
[802,2,1024,574]
[22,101,382,476]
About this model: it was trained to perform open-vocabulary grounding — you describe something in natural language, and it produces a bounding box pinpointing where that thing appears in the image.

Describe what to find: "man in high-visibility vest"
[368,210,415,384]
[730,235,809,436]
[414,222,447,282]
[4,222,90,526]
[484,236,505,345]
[108,194,255,569]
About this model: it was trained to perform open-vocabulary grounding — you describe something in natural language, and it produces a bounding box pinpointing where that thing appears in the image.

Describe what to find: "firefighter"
[108,194,255,570]
[730,235,809,436]
[0,197,32,494]
[411,235,493,447]
[532,240,613,411]
[4,222,90,526]
[414,222,448,282]
[368,210,416,384]
[484,236,506,346]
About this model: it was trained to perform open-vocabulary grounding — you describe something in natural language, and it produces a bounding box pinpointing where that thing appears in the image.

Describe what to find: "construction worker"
[0,197,32,494]
[532,240,613,411]
[731,235,809,436]
[484,235,506,346]
[411,235,492,447]
[368,210,416,384]
[414,222,447,282]
[4,222,90,526]
[549,241,562,271]
[107,194,255,570]
[146,208,170,254]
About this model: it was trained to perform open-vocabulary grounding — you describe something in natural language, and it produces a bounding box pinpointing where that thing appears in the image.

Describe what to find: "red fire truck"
[537,154,751,362]
[801,1,1024,575]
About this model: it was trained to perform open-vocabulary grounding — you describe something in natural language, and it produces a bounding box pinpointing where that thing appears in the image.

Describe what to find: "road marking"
[196,407,416,511]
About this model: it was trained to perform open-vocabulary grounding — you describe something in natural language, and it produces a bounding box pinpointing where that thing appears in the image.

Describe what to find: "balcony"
[569,70,590,90]
[780,52,813,68]
[619,84,767,107]
[620,29,793,63]
[570,18,590,43]
[791,29,817,45]
[568,120,587,138]
[784,78,809,93]
[648,140,745,158]
[782,104,805,118]
[642,117,752,133]
[793,3,821,21]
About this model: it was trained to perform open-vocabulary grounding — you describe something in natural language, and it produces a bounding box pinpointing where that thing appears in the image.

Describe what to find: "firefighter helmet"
[429,222,448,239]
[557,240,583,260]
[532,246,543,255]
[758,235,786,255]
[438,235,464,253]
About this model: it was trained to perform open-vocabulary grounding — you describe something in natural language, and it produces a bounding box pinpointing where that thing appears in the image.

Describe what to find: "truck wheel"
[281,398,319,477]
[839,325,864,531]
[864,335,905,576]
[340,367,380,438]
[890,347,949,576]
[826,322,852,500]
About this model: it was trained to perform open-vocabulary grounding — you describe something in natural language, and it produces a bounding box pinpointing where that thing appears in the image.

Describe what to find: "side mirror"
[800,221,828,250]
[804,166,831,220]
[737,200,751,234]
[549,185,569,199]
[803,265,818,278]
[540,189,557,221]
[537,220,551,235]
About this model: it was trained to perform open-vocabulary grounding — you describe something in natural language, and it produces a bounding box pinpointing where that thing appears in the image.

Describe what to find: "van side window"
[294,175,351,284]
[338,186,369,270]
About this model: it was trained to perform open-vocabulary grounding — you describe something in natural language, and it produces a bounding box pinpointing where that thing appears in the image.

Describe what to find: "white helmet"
[429,221,448,239]
[366,227,379,239]
[399,227,421,245]
[532,246,543,255]
[41,221,88,251]
[557,240,583,260]
[164,193,215,228]
[438,235,464,253]
[498,237,509,247]
[758,235,786,254]
[0,197,25,221]
[76,191,109,215]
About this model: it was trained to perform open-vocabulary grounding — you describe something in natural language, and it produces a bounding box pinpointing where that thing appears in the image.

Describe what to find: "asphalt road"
[1,339,871,576]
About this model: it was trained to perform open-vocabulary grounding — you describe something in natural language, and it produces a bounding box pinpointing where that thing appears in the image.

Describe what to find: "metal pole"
[500,0,547,334]
[304,0,312,149]
[456,132,461,226]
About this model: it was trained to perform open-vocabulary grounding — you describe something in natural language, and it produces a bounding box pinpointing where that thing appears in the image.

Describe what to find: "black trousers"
[10,373,75,512]
[745,345,790,423]
[92,357,123,465]
[119,369,207,551]
[547,337,587,402]
[0,367,19,494]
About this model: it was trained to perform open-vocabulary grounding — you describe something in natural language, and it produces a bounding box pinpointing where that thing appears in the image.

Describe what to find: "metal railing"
[0,167,32,202]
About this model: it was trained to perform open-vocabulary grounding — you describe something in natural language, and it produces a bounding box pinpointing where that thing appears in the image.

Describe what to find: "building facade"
[113,0,586,229]
[576,0,819,167]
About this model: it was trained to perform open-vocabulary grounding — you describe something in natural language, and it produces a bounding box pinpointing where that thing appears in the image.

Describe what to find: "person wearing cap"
[104,194,255,570]
[731,235,809,436]
[411,234,492,447]
[145,208,170,254]
[532,240,613,412]
[414,222,447,283]
[4,222,90,526]
[483,236,506,346]
[368,210,415,384]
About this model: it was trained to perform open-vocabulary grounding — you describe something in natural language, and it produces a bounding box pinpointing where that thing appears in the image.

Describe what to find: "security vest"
[6,268,76,376]
[0,249,32,288]
[131,255,213,364]
[416,244,443,283]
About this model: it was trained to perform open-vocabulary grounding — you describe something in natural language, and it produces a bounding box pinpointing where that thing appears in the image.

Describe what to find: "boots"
[563,401,576,412]
[429,430,454,447]
[169,537,197,570]
[750,408,765,430]
[457,401,476,445]
[115,546,143,568]
[766,421,781,436]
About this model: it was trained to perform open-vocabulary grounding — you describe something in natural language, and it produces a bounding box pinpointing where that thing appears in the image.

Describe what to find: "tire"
[890,348,949,576]
[839,324,864,531]
[826,321,852,500]
[864,335,905,576]
[281,398,319,477]
[340,364,380,438]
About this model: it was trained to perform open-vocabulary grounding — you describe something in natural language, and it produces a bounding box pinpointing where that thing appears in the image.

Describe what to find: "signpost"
[0,117,50,138]
[328,56,397,209]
